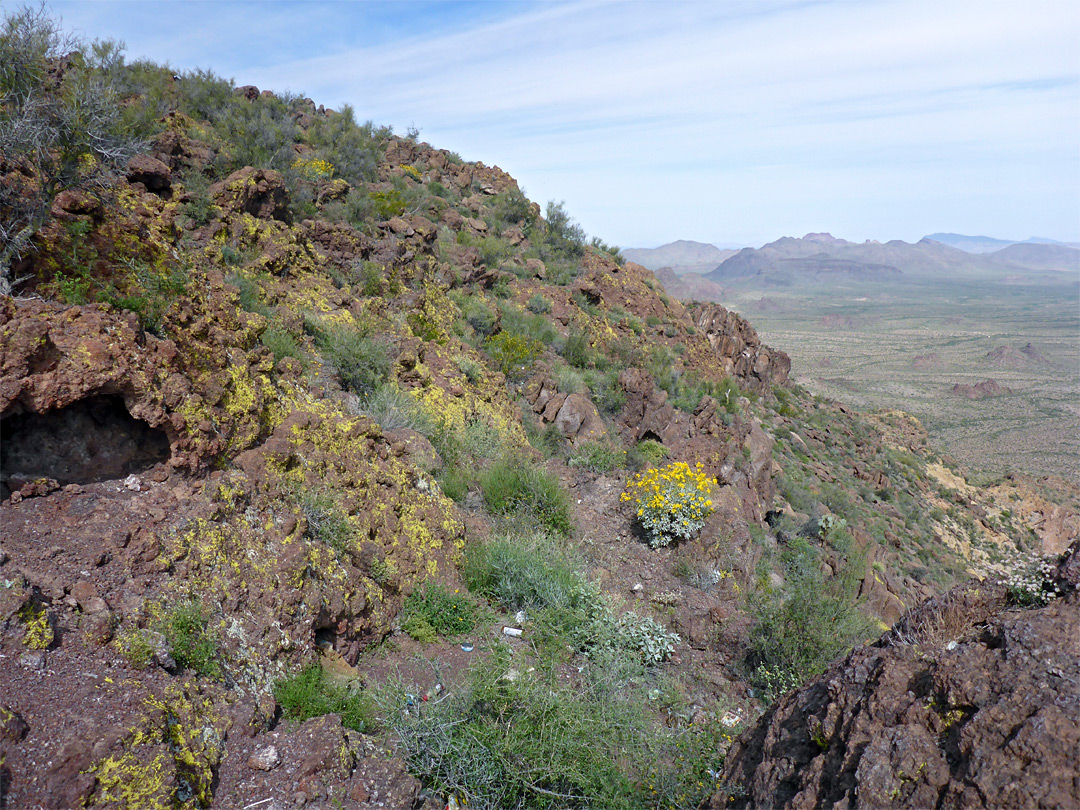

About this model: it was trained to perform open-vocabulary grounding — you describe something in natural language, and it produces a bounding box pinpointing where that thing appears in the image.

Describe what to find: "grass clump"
[308,318,390,396]
[274,665,375,732]
[464,532,597,627]
[479,457,573,537]
[568,441,625,474]
[301,490,354,556]
[161,600,220,679]
[358,384,434,433]
[403,582,482,637]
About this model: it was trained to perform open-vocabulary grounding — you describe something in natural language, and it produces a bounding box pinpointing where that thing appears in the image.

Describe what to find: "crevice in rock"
[1,395,170,496]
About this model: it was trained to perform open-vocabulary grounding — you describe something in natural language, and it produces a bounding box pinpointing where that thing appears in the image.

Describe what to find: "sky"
[43,0,1080,249]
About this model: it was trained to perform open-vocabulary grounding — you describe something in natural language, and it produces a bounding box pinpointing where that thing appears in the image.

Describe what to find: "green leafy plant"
[161,599,220,679]
[484,332,544,381]
[403,582,481,637]
[747,537,873,701]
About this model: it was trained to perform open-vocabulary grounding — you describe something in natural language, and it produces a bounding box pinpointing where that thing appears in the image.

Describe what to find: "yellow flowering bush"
[621,461,716,548]
[291,156,335,182]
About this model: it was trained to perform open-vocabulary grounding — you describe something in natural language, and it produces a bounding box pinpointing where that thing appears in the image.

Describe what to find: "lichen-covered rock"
[209,166,289,222]
[719,547,1080,809]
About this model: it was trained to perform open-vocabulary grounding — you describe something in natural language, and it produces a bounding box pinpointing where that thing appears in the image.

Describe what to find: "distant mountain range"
[924,233,1079,254]
[630,233,1079,298]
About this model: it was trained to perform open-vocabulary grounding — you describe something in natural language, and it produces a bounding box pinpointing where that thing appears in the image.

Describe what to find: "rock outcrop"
[719,542,1080,809]
[691,303,791,393]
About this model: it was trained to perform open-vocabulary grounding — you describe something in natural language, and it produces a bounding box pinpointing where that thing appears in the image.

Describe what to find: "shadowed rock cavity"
[1,395,170,496]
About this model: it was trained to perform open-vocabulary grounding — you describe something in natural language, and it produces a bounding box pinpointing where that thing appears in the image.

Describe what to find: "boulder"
[209,166,289,222]
[126,154,172,193]
[719,548,1080,809]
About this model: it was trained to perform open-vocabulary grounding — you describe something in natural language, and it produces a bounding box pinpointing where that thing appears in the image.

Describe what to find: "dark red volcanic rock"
[718,542,1080,809]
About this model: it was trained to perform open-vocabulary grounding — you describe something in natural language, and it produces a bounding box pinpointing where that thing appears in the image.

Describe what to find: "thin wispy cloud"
[48,0,1080,247]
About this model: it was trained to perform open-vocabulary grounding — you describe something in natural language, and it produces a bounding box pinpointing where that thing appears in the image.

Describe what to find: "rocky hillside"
[1,15,1076,809]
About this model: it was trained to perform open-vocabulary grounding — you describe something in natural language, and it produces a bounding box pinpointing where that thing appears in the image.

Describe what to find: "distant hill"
[925,233,1080,254]
[623,240,739,275]
[653,267,726,302]
[985,242,1080,272]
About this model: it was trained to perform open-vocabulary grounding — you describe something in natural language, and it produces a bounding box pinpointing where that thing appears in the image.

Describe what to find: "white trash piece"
[502,626,523,637]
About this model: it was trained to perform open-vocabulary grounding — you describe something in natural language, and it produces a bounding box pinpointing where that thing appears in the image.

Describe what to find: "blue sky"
[45,0,1080,249]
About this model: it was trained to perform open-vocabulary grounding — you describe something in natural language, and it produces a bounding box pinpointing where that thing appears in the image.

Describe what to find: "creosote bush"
[622,462,716,548]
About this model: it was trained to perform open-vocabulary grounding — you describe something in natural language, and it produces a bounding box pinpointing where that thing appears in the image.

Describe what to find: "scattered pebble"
[19,651,46,670]
[247,745,282,771]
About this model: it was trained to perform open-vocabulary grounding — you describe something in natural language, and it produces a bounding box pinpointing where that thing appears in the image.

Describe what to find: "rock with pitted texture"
[210,166,290,222]
[718,541,1080,809]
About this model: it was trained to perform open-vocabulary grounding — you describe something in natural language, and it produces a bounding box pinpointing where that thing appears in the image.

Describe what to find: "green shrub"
[633,439,669,468]
[403,582,481,637]
[553,363,584,394]
[479,458,573,536]
[526,293,552,314]
[484,332,543,381]
[402,614,438,643]
[455,355,484,384]
[161,600,220,679]
[261,326,304,364]
[568,441,625,474]
[746,538,874,701]
[274,665,374,732]
[116,627,155,669]
[583,368,627,414]
[561,328,594,368]
[542,199,586,258]
[455,295,499,337]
